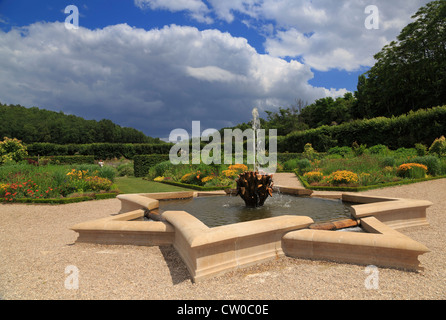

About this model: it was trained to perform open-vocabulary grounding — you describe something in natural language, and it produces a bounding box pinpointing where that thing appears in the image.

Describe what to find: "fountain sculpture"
[235,108,274,208]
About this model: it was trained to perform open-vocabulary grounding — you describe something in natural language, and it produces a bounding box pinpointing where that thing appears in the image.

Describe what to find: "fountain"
[70,108,432,282]
[235,108,274,207]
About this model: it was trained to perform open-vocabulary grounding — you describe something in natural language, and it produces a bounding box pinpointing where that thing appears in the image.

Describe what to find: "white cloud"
[138,0,431,71]
[0,22,342,138]
[134,0,212,23]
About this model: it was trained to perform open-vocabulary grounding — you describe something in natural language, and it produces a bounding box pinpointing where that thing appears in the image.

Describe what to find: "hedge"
[26,155,95,165]
[279,105,446,152]
[0,192,117,204]
[26,143,173,160]
[133,154,170,177]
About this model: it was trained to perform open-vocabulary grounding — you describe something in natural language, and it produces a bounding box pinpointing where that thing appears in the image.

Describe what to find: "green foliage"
[412,155,441,176]
[0,137,28,164]
[117,163,134,177]
[429,136,446,157]
[327,146,352,158]
[354,0,446,118]
[415,143,428,156]
[0,103,162,144]
[352,142,367,157]
[367,144,390,156]
[133,155,170,177]
[26,142,172,159]
[302,143,317,160]
[299,93,356,129]
[278,106,446,152]
[25,155,95,165]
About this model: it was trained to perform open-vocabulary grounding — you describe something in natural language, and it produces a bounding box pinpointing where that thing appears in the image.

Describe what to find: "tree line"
[231,0,446,138]
[0,103,163,145]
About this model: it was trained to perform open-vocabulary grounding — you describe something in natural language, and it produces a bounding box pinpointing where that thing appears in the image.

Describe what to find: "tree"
[355,0,446,118]
[299,93,355,128]
[264,105,308,136]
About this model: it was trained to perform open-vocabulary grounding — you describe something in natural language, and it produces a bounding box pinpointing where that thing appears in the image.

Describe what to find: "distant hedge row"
[278,106,446,153]
[133,155,170,177]
[26,155,95,165]
[25,143,173,160]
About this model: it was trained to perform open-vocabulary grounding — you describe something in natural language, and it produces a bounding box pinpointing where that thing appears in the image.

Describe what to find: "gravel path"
[1,179,445,300]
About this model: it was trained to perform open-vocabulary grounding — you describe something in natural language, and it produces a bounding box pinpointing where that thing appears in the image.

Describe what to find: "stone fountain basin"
[71,188,432,282]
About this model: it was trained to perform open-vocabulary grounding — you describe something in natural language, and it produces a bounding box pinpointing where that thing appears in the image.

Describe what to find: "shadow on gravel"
[159,245,191,285]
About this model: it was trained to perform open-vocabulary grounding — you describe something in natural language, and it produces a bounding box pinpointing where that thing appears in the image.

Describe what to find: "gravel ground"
[0,179,445,300]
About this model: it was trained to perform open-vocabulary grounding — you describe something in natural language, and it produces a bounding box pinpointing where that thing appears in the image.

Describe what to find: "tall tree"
[354,0,446,118]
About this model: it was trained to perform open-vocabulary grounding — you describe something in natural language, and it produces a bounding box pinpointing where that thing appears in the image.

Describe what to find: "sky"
[0,0,431,140]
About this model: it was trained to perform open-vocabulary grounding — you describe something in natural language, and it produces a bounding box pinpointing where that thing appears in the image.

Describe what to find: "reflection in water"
[158,195,352,228]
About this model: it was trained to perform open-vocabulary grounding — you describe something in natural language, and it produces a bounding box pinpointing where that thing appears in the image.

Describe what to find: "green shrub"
[352,142,367,156]
[0,137,28,164]
[117,163,134,177]
[296,159,312,174]
[412,156,441,176]
[429,136,446,157]
[327,146,352,158]
[380,156,396,168]
[368,144,390,155]
[415,143,428,156]
[133,154,170,177]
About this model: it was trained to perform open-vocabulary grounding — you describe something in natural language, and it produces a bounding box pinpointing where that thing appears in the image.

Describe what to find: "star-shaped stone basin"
[71,187,432,282]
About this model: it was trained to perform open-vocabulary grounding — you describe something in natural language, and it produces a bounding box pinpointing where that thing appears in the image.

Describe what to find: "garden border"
[297,171,446,192]
[0,192,117,204]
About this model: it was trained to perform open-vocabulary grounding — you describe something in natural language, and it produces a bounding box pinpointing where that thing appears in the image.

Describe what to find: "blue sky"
[0,0,430,139]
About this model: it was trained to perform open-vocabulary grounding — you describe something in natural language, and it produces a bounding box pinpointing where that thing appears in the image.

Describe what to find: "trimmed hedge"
[26,143,173,160]
[0,192,117,204]
[279,105,446,152]
[156,179,232,191]
[26,155,95,165]
[133,154,170,177]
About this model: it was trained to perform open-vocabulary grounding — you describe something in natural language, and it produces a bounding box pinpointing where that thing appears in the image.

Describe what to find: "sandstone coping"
[273,186,313,196]
[71,188,433,281]
[343,193,432,229]
[162,211,314,282]
[282,216,430,271]
[117,192,194,213]
[71,209,175,246]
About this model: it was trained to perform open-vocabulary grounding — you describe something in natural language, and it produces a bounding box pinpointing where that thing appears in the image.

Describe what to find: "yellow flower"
[222,169,238,178]
[228,164,248,172]
[327,170,359,185]
[154,176,165,182]
[303,171,324,183]
[201,176,214,183]
[397,163,428,172]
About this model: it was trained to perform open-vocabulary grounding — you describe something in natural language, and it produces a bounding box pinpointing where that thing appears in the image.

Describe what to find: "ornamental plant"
[326,170,359,186]
[0,137,28,164]
[180,170,205,185]
[303,171,324,184]
[397,163,428,179]
[84,176,113,191]
[429,136,446,157]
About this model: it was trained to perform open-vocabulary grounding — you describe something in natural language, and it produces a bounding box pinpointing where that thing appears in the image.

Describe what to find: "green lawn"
[115,177,190,194]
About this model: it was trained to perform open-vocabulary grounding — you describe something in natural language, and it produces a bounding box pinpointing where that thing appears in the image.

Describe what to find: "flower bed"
[147,162,248,190]
[0,163,118,203]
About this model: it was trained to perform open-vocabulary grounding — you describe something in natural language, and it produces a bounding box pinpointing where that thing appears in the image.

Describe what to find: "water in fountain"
[236,108,274,208]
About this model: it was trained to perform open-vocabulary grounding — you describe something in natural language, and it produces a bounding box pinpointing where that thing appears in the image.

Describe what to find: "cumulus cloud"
[134,0,212,23]
[0,22,341,138]
[139,0,431,71]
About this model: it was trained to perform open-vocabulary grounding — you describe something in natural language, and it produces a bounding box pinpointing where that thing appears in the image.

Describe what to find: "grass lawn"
[115,177,190,194]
